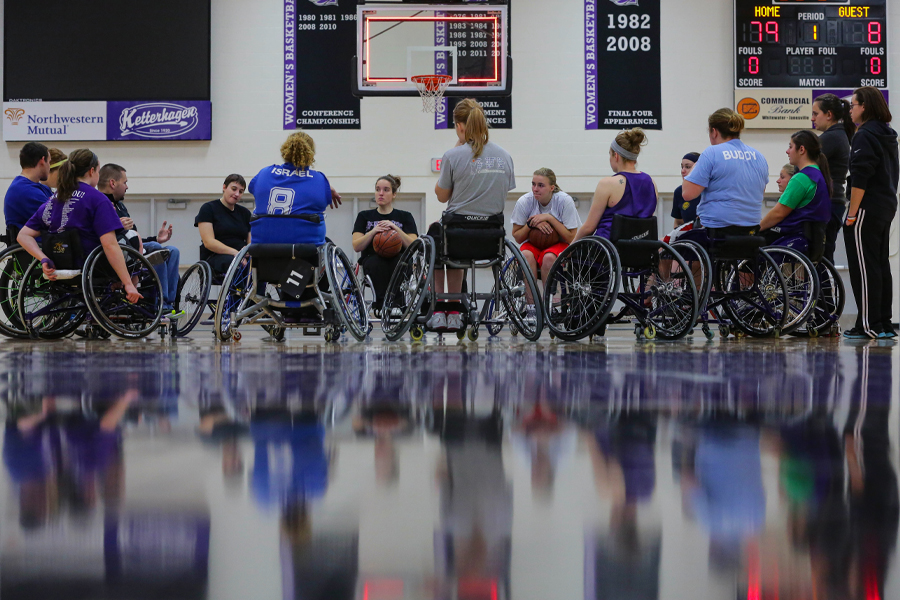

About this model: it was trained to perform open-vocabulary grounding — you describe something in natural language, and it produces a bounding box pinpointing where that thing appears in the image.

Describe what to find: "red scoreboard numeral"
[869,56,881,75]
[867,22,881,44]
[750,21,779,43]
[748,56,759,74]
[765,21,779,43]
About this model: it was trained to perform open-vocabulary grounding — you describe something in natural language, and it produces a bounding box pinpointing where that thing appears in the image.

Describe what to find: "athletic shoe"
[446,312,463,331]
[843,327,876,340]
[525,304,537,325]
[880,324,897,338]
[426,312,447,330]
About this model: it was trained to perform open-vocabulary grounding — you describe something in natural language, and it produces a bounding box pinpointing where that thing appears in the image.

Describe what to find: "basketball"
[528,227,559,251]
[373,229,402,258]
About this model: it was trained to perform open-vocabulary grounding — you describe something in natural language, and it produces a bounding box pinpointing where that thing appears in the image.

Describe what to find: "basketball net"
[412,75,452,113]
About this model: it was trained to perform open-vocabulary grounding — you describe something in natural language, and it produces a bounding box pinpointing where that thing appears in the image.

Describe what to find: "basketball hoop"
[412,75,453,113]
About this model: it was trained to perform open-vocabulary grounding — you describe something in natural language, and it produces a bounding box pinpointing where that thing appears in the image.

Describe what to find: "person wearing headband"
[3,142,53,232]
[46,148,68,190]
[671,152,701,227]
[574,128,658,241]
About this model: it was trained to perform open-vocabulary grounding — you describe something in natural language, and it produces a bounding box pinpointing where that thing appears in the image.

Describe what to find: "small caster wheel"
[634,324,643,340]
[232,331,242,342]
[643,324,657,340]
[597,324,607,337]
[410,325,424,341]
[549,331,556,340]
[808,327,819,338]
[589,334,595,343]
[467,328,479,341]
[510,324,519,336]
[456,328,466,340]
[702,326,714,341]
[773,328,781,339]
[324,328,337,343]
[719,325,730,339]
[736,330,747,339]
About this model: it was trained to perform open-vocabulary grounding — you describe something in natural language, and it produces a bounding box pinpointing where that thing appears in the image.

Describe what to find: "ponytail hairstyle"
[280,131,316,169]
[708,108,745,139]
[813,93,855,143]
[452,99,490,158]
[376,174,401,195]
[790,130,833,197]
[56,149,99,203]
[610,128,648,162]
[533,167,560,193]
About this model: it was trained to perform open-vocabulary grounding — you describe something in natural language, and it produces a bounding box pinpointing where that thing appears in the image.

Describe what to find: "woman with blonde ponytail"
[427,99,516,331]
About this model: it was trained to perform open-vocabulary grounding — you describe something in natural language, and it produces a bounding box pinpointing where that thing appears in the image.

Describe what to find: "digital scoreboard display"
[734,0,887,89]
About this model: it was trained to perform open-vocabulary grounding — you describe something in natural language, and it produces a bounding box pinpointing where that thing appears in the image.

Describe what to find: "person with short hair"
[46,148,68,191]
[16,149,142,304]
[811,93,854,263]
[671,152,701,228]
[98,163,183,316]
[3,142,52,232]
[195,174,252,276]
[842,87,898,339]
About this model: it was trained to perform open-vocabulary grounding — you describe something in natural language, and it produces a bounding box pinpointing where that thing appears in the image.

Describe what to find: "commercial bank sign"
[2,101,211,141]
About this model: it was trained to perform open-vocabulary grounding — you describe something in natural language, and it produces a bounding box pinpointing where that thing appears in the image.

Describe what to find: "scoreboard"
[734,0,888,90]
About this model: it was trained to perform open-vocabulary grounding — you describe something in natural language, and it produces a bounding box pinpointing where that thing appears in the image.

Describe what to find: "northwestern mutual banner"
[2,101,212,141]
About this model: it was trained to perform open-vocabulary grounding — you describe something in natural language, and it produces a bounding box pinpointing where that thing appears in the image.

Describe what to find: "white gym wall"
[0,0,897,315]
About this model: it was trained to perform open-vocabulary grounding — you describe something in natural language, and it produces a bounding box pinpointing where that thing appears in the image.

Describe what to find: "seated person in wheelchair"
[679,108,769,243]
[195,174,253,276]
[3,142,52,234]
[15,149,142,304]
[352,174,418,313]
[574,128,657,242]
[430,99,516,331]
[511,167,581,286]
[759,130,831,254]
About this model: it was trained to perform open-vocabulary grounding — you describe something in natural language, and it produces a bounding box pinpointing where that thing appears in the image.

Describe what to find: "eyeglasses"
[850,103,862,108]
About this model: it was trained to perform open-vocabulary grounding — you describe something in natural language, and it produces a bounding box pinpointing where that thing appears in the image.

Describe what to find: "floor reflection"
[0,344,896,600]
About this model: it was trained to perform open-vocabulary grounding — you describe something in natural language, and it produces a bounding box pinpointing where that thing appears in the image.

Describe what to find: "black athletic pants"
[843,207,895,336]
[359,254,401,309]
[823,201,846,265]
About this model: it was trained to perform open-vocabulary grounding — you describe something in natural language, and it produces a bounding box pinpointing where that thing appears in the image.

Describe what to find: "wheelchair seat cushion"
[247,243,319,260]
[439,213,506,261]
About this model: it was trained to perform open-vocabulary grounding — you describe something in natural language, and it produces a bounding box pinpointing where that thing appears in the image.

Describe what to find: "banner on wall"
[735,89,890,129]
[584,0,661,130]
[2,101,212,141]
[284,0,360,130]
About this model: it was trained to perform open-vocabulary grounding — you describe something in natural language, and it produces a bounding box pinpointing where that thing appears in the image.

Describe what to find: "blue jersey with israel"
[248,163,331,245]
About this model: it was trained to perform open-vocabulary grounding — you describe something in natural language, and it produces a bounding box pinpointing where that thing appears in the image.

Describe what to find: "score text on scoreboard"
[734,0,887,90]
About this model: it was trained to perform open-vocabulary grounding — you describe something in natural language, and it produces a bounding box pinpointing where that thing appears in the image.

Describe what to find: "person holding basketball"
[511,168,581,288]
[574,128,658,242]
[352,174,418,313]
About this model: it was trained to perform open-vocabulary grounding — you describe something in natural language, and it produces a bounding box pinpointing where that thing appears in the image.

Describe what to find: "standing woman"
[574,128,658,241]
[811,93,854,263]
[843,87,898,339]
[194,175,252,276]
[352,175,418,313]
[671,152,701,227]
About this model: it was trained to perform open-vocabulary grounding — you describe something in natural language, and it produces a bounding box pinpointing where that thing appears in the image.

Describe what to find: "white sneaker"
[525,304,537,324]
[427,312,447,330]
[446,312,463,331]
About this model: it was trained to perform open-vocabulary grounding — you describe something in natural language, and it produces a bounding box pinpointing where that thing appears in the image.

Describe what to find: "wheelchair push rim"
[174,260,213,337]
[325,243,370,341]
[0,246,34,339]
[499,239,543,341]
[381,236,435,342]
[762,245,819,334]
[18,258,88,339]
[719,250,790,337]
[669,239,712,319]
[795,258,845,337]
[214,246,252,342]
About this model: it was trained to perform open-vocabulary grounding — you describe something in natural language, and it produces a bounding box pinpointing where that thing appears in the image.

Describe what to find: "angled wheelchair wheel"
[499,239,543,341]
[543,236,621,341]
[719,250,790,337]
[325,243,369,341]
[670,239,712,318]
[83,246,164,339]
[640,244,699,340]
[174,261,212,337]
[762,246,819,334]
[381,237,435,342]
[18,259,88,339]
[0,246,34,339]
[214,246,252,342]
[797,259,844,337]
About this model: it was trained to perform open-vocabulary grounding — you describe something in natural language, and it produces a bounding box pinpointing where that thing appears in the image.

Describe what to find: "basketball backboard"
[352,4,511,97]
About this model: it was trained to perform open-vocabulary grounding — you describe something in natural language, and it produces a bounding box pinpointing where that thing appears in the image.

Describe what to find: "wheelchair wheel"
[83,245,164,339]
[636,244,699,340]
[670,239,712,318]
[18,259,88,339]
[762,246,819,334]
[324,243,369,341]
[381,237,435,342]
[174,261,212,337]
[214,246,252,342]
[797,259,844,337]
[719,250,790,337]
[0,246,34,338]
[499,239,543,341]
[543,236,621,341]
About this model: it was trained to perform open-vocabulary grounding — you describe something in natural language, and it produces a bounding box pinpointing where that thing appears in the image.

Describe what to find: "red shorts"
[520,241,569,267]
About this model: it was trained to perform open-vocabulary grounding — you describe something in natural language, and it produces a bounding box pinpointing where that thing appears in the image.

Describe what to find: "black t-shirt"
[194,199,252,260]
[353,208,418,260]
[669,185,699,223]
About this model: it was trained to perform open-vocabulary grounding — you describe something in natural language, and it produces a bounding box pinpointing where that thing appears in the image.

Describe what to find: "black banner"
[284,0,360,130]
[585,0,661,130]
[437,96,512,129]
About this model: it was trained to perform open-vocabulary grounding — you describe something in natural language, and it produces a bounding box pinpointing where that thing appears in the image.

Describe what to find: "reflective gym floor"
[1,324,897,600]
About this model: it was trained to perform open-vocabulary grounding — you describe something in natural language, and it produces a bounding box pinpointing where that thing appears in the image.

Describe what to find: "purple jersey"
[594,171,656,239]
[24,182,122,254]
[776,166,831,236]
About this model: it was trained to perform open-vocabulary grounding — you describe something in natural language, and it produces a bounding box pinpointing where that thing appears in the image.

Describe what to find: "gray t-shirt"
[437,141,516,216]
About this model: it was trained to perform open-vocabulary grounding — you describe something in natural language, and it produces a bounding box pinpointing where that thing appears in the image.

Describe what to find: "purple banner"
[813,88,889,105]
[434,13,450,129]
[106,101,211,141]
[584,0,597,129]
[284,0,296,129]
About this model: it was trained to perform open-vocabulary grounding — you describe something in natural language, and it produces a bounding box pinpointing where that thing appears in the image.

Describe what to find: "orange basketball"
[373,229,402,258]
[528,227,560,250]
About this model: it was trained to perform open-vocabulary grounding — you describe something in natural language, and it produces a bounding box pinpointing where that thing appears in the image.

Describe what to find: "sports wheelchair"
[380,213,543,342]
[0,227,35,339]
[15,231,165,339]
[543,216,700,341]
[212,227,369,343]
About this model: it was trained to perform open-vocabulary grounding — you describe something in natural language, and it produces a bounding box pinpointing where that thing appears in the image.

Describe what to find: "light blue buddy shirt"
[686,139,768,229]
[248,163,331,245]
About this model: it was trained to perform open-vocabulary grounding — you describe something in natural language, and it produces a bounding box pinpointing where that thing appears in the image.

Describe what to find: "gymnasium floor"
[1,323,897,600]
